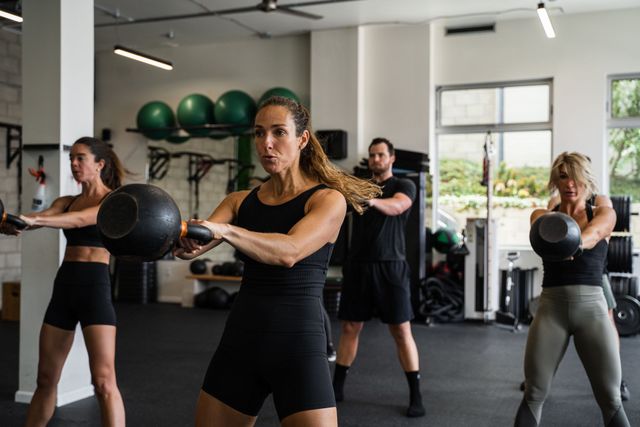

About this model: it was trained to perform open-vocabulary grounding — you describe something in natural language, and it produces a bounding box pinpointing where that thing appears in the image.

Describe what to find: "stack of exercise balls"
[135,87,300,143]
[136,101,175,141]
[257,87,300,106]
[214,90,256,136]
[177,93,215,138]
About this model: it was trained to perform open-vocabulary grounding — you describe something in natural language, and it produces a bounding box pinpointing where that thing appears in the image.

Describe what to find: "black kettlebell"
[230,260,244,277]
[194,286,229,309]
[190,259,213,275]
[0,199,27,230]
[529,212,582,262]
[97,184,213,262]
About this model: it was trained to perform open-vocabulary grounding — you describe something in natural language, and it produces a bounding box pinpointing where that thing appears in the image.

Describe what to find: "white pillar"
[310,28,362,169]
[16,0,95,406]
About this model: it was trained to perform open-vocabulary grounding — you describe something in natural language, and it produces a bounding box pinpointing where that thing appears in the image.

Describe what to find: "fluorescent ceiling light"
[537,2,556,38]
[113,45,173,71]
[0,9,22,23]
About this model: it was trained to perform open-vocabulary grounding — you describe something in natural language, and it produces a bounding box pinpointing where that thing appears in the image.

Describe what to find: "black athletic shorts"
[201,291,335,420]
[338,260,414,324]
[43,261,116,330]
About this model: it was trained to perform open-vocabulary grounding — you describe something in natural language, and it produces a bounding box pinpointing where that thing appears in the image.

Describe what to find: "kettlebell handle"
[180,222,214,244]
[2,212,28,230]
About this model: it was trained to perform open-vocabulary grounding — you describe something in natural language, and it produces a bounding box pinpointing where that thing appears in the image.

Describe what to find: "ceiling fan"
[257,0,321,20]
[95,0,363,28]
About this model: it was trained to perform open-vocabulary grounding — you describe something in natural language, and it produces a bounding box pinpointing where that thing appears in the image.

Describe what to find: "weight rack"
[609,195,640,336]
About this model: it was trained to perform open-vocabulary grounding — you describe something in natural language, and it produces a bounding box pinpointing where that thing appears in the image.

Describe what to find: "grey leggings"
[515,285,629,427]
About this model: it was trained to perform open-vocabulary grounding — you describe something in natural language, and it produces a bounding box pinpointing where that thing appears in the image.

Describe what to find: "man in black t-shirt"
[333,138,425,418]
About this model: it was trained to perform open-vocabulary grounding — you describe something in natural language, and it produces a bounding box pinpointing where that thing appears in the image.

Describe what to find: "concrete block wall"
[0,30,22,292]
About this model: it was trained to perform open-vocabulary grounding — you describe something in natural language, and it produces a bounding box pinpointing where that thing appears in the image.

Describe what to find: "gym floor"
[1,303,638,426]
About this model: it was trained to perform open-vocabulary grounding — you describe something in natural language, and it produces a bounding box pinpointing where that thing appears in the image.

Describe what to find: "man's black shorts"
[338,260,413,324]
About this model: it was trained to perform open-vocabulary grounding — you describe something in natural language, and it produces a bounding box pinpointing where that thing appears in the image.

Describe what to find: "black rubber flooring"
[0,302,638,426]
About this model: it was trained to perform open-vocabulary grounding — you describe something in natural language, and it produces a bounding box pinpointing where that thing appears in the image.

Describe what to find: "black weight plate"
[621,277,629,296]
[629,276,639,298]
[614,295,640,336]
[625,236,633,273]
[611,276,623,295]
[607,237,617,272]
[624,196,631,232]
[612,196,631,232]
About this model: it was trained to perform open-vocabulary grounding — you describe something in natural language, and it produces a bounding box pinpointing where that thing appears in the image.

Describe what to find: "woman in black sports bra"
[176,96,380,427]
[515,152,628,427]
[1,137,127,427]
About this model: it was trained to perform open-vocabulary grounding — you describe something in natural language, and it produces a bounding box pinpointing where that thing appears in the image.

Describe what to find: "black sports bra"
[62,196,105,248]
[542,203,608,287]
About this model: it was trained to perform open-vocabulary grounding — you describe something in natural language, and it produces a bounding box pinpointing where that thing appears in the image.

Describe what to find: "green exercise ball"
[177,94,215,137]
[432,228,460,254]
[214,90,256,135]
[136,101,175,141]
[258,87,300,107]
[166,134,190,144]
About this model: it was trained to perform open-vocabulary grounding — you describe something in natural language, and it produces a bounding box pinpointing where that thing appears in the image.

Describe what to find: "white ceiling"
[94,0,640,51]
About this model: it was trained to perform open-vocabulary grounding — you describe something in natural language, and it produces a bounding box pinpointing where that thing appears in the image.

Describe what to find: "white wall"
[95,35,310,263]
[310,24,431,171]
[433,7,640,192]
[361,24,430,154]
[310,28,361,170]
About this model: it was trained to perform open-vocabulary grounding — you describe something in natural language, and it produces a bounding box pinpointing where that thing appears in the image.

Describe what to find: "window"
[435,80,553,247]
[607,74,640,245]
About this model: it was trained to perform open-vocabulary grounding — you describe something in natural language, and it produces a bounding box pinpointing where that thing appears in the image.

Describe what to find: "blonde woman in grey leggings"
[515,152,629,427]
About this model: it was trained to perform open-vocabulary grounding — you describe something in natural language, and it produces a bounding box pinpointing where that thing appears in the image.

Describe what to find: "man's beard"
[370,165,389,176]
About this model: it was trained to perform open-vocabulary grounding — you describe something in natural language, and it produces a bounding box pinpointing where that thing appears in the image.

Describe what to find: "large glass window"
[435,80,553,247]
[608,74,640,245]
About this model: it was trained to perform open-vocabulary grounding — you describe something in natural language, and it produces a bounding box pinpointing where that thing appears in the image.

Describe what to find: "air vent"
[445,24,495,36]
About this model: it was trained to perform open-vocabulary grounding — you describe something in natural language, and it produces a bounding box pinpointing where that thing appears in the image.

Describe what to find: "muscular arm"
[581,206,616,250]
[23,208,99,229]
[200,189,347,267]
[530,208,549,225]
[20,196,99,229]
[174,191,247,260]
[367,192,413,216]
[594,194,613,208]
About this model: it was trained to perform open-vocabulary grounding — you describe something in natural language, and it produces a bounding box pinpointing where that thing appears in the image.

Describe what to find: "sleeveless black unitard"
[201,184,337,420]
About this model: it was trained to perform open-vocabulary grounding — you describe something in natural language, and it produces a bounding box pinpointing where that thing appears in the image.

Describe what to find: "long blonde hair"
[548,151,598,199]
[258,97,381,213]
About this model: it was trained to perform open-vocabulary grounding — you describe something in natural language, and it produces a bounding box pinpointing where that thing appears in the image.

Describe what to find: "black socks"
[333,363,349,402]
[405,371,426,417]
[334,366,426,418]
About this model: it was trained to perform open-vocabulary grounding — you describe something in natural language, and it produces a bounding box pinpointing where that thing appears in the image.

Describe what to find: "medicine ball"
[194,286,229,309]
[190,259,212,275]
[432,227,460,254]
